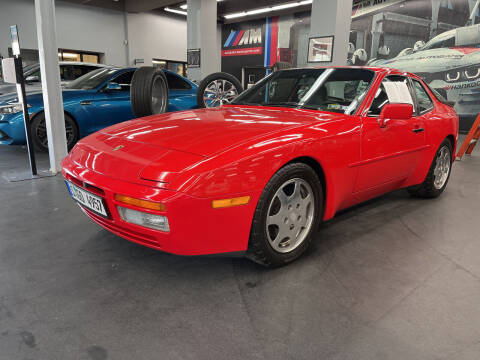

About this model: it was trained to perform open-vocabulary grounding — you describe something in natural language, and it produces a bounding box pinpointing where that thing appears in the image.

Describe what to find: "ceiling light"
[164,7,187,15]
[224,0,312,19]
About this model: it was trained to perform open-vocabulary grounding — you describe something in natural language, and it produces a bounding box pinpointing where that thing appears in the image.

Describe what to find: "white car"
[369,24,480,126]
[0,61,107,95]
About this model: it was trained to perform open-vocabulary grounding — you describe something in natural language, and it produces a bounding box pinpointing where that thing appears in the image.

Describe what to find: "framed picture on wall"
[307,36,334,63]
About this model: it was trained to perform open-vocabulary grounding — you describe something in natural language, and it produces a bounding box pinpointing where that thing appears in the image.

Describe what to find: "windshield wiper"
[261,101,300,107]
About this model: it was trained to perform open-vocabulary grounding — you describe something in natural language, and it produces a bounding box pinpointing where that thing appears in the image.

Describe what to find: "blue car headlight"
[0,103,29,115]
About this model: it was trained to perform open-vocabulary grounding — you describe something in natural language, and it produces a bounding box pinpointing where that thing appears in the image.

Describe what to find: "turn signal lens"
[212,196,250,209]
[117,206,170,232]
[114,194,166,211]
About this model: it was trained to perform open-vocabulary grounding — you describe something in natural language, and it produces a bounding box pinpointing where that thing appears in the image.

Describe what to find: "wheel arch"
[284,156,329,219]
[31,109,80,140]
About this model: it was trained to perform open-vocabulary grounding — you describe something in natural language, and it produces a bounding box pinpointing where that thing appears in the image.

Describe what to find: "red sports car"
[62,67,458,267]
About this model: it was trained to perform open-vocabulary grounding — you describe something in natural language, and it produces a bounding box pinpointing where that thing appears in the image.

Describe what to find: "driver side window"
[110,71,134,91]
[368,75,414,116]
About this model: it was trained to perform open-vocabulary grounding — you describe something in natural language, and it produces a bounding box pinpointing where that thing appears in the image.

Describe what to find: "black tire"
[196,72,243,108]
[407,139,453,198]
[130,66,169,118]
[30,112,79,152]
[246,163,323,267]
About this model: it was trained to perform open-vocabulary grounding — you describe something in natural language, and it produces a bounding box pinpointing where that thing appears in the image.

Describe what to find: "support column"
[430,0,441,38]
[34,0,67,173]
[309,0,353,66]
[187,0,220,82]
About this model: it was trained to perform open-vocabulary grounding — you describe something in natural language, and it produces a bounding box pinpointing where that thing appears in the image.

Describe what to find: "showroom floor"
[1,143,480,360]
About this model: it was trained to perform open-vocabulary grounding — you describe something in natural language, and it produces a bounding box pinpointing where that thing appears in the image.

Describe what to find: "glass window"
[67,68,118,90]
[165,72,191,90]
[368,75,414,116]
[233,68,375,115]
[111,71,134,91]
[412,80,434,113]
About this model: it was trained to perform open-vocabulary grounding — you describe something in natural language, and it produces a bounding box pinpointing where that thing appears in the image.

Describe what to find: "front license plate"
[66,181,108,217]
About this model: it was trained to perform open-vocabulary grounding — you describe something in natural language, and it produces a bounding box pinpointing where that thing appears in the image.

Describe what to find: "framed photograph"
[187,48,201,68]
[308,36,334,63]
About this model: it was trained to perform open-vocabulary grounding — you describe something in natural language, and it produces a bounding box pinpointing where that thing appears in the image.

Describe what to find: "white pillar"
[187,0,220,82]
[309,0,353,66]
[34,0,67,173]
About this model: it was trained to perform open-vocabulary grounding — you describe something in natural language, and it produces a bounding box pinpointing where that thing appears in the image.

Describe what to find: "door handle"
[80,100,92,105]
[412,127,424,133]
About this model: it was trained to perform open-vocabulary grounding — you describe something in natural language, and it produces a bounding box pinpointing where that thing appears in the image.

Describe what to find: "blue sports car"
[0,67,198,151]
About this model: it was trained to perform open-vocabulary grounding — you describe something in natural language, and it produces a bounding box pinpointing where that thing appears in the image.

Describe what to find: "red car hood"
[99,106,317,157]
[71,106,331,184]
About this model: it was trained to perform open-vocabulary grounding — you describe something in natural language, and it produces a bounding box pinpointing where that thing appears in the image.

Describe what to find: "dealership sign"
[352,0,404,18]
[222,27,263,57]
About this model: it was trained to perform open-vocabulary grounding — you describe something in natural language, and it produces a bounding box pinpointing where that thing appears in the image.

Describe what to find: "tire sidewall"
[250,164,323,266]
[130,67,169,117]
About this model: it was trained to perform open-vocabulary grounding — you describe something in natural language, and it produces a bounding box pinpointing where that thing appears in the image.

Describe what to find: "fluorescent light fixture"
[181,0,222,10]
[164,7,187,16]
[224,0,312,19]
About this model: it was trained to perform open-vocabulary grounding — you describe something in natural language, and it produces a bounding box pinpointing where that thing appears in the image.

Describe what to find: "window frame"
[410,78,435,116]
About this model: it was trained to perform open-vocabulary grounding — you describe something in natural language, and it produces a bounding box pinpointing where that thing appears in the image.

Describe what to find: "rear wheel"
[408,139,453,198]
[247,163,323,267]
[30,112,78,152]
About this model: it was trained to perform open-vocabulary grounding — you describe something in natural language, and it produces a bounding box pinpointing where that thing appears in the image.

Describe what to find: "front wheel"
[30,112,79,152]
[247,163,323,267]
[408,139,453,198]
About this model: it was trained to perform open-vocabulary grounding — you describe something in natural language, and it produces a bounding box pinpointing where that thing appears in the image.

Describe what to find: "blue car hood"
[0,89,92,107]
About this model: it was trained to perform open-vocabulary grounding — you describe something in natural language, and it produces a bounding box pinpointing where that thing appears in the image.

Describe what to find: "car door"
[82,70,135,132]
[164,71,197,110]
[354,74,427,193]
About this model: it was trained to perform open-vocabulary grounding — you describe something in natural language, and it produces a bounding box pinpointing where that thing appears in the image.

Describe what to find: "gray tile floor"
[1,142,479,360]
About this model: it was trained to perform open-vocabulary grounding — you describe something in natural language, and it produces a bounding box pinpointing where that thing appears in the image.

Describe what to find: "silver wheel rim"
[203,79,239,108]
[151,76,168,114]
[266,178,315,253]
[433,145,451,190]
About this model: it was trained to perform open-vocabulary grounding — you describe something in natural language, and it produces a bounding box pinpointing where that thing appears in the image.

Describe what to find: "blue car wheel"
[30,113,79,152]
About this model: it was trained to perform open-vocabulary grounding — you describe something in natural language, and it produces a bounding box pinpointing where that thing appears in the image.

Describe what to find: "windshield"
[232,68,375,114]
[422,31,455,50]
[66,68,118,90]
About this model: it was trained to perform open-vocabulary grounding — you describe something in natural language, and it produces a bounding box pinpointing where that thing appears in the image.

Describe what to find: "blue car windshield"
[67,68,118,90]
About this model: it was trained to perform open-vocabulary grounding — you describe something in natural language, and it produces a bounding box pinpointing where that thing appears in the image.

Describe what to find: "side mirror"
[105,82,122,91]
[25,75,39,83]
[379,103,413,127]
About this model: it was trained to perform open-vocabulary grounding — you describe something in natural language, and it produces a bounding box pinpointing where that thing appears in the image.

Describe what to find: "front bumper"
[62,157,260,256]
[0,113,26,145]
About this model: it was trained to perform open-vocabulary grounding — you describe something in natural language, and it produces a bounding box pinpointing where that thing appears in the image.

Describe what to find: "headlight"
[0,103,28,115]
[117,206,170,232]
[446,70,460,82]
[445,66,480,82]
[465,67,480,80]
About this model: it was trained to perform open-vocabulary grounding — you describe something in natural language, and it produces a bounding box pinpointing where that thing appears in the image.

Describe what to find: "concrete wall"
[0,0,189,67]
[126,12,187,66]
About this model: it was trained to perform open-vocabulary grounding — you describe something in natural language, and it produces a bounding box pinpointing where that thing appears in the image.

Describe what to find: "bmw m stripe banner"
[264,16,279,68]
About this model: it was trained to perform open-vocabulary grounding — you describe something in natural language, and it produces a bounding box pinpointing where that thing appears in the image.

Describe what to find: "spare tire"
[130,66,169,117]
[197,72,243,108]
